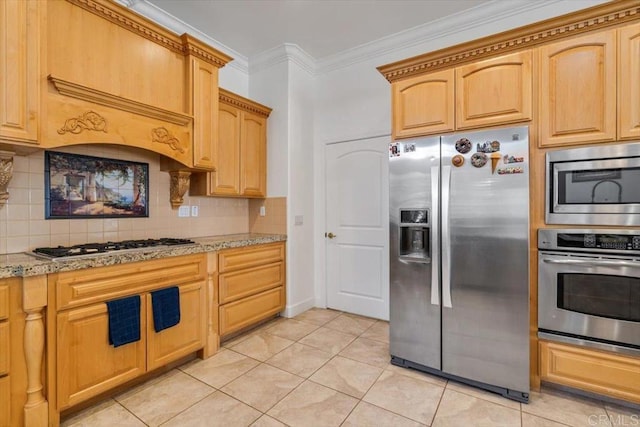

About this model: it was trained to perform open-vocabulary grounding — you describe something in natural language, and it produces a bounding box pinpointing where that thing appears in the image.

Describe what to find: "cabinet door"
[0,375,9,427]
[619,23,640,140]
[212,103,241,195]
[146,282,206,371]
[392,69,454,139]
[539,30,616,147]
[0,0,40,143]
[240,111,267,197]
[57,302,146,409]
[192,59,219,169]
[456,51,532,129]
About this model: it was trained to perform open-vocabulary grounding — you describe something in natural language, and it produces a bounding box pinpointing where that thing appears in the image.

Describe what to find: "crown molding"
[114,0,248,74]
[219,88,272,118]
[316,0,609,75]
[249,43,316,76]
[377,0,638,82]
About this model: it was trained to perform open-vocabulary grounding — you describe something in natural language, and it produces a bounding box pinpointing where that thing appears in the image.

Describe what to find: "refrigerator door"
[389,137,441,370]
[440,126,530,394]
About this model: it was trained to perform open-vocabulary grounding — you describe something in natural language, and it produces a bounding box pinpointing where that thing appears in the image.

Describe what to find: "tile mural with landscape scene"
[45,151,149,219]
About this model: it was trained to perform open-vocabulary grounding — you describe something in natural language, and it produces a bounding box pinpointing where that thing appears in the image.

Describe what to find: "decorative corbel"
[169,170,191,209]
[0,151,15,205]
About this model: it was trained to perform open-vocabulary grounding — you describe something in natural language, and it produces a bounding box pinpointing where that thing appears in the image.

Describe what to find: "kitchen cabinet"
[392,69,454,139]
[619,23,640,141]
[539,340,640,404]
[49,254,207,411]
[218,242,285,337]
[0,0,41,145]
[0,280,8,427]
[190,89,271,198]
[538,30,617,147]
[391,51,532,139]
[455,51,532,130]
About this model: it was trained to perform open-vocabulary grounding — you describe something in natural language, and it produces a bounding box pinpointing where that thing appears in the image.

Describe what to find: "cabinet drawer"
[57,301,146,409]
[219,286,285,337]
[54,254,206,310]
[0,284,8,320]
[0,322,8,375]
[219,262,283,304]
[539,341,640,404]
[219,243,284,273]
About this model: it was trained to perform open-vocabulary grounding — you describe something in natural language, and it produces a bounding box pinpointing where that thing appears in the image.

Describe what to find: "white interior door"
[325,136,389,320]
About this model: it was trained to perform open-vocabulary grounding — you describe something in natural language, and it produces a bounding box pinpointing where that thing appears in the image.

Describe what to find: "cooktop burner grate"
[32,238,195,259]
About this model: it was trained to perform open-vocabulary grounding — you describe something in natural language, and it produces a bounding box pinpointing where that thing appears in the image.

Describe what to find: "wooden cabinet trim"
[378,1,639,82]
[219,88,272,118]
[0,285,8,320]
[618,23,640,140]
[0,322,9,375]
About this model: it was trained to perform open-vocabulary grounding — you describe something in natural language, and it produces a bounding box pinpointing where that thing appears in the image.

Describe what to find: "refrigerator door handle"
[441,165,453,308]
[430,166,440,306]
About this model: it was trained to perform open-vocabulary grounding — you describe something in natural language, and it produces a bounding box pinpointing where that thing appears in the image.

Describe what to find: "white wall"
[249,47,316,316]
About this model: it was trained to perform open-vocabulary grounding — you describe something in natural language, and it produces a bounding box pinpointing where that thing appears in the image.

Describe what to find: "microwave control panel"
[539,229,640,253]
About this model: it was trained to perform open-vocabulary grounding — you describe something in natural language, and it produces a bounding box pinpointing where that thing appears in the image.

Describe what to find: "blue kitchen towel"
[106,295,141,347]
[151,286,181,332]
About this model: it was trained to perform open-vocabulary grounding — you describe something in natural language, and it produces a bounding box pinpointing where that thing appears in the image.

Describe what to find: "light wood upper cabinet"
[392,69,454,139]
[619,23,640,141]
[0,0,40,144]
[456,51,532,130]
[240,112,267,197]
[539,30,617,147]
[213,103,242,195]
[191,58,220,170]
[190,89,271,198]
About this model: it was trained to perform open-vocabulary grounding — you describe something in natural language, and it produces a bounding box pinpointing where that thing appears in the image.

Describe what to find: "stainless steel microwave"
[546,142,640,226]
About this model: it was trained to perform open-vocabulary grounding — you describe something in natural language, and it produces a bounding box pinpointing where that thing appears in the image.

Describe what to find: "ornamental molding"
[378,1,640,82]
[67,0,232,68]
[49,76,192,126]
[0,151,15,205]
[57,111,108,135]
[169,170,191,209]
[219,89,272,118]
[152,127,186,153]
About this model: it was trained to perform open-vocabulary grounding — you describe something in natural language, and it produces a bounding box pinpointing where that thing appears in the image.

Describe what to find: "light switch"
[295,215,303,225]
[191,205,199,217]
[260,206,266,216]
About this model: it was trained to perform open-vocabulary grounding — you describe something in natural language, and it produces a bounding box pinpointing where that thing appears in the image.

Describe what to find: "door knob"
[325,232,337,239]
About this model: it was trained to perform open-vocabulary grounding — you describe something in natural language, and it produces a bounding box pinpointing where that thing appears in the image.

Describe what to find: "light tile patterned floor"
[61,308,639,427]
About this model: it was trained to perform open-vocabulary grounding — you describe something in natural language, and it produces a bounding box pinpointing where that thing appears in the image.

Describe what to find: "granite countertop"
[0,233,286,279]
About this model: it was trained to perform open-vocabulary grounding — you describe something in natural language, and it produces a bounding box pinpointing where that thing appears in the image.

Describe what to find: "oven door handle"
[542,258,640,268]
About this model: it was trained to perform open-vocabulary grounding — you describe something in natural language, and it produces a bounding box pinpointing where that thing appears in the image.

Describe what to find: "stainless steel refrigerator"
[389,125,529,402]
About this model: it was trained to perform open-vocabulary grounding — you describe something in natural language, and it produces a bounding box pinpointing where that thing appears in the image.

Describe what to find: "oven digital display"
[556,233,640,250]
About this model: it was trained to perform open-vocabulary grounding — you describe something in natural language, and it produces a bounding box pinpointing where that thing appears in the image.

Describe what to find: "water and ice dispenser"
[398,209,430,262]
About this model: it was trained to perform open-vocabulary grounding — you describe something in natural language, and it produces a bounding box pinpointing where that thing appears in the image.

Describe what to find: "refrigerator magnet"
[389,142,400,157]
[470,153,487,168]
[452,155,465,167]
[490,153,501,174]
[503,154,524,164]
[476,140,500,153]
[455,138,472,154]
[497,166,524,175]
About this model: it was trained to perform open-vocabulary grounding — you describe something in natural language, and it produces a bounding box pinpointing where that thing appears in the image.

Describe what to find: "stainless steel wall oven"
[546,142,640,226]
[538,229,640,355]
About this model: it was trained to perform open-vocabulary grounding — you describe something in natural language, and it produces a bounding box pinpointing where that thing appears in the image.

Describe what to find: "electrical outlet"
[259,206,266,216]
[178,206,190,217]
[191,205,199,217]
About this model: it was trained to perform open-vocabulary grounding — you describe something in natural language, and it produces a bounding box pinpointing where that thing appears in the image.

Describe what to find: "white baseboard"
[281,297,315,318]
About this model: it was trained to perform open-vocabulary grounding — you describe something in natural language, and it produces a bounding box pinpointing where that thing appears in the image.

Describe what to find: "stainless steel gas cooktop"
[31,238,195,261]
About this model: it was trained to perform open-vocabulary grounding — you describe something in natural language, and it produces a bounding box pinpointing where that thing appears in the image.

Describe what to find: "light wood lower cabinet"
[49,254,208,412]
[0,280,8,427]
[218,242,286,338]
[56,302,147,409]
[0,375,9,427]
[539,340,640,404]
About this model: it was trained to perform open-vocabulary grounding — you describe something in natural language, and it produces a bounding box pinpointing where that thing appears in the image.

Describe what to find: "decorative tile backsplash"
[0,145,251,254]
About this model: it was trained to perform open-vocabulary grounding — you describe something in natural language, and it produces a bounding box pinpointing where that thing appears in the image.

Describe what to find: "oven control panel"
[539,229,640,253]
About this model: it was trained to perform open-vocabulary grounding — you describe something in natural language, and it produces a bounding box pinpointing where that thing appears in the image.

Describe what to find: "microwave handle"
[542,258,640,268]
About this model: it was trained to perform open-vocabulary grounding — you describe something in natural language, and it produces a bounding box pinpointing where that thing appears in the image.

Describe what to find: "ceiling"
[145,0,491,59]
